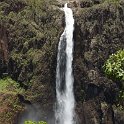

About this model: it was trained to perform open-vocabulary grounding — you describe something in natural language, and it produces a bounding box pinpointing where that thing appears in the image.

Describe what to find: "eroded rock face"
[73,0,124,123]
[114,108,124,124]
[0,26,8,76]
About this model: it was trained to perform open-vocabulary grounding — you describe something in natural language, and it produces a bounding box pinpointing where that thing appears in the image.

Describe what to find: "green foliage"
[103,50,124,109]
[0,77,24,94]
[103,0,120,6]
[117,90,124,109]
[0,77,24,123]
[0,0,62,102]
[103,50,124,80]
[24,120,47,124]
[104,0,120,3]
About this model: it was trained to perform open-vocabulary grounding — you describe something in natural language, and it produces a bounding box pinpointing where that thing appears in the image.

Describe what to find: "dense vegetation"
[0,0,62,123]
[104,50,124,80]
[0,77,23,93]
[104,50,124,109]
[0,0,61,99]
[25,120,47,124]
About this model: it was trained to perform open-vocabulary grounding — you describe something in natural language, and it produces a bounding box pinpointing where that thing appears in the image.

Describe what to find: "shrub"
[103,50,124,109]
[103,50,124,81]
[0,77,24,94]
[104,0,120,3]
[24,121,47,124]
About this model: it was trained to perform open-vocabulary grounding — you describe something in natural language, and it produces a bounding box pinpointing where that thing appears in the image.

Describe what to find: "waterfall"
[55,3,75,124]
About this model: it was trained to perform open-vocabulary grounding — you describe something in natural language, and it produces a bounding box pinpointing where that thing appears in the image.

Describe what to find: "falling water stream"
[55,3,75,124]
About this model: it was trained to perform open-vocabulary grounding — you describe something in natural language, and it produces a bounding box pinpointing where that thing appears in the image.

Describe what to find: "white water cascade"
[55,3,75,124]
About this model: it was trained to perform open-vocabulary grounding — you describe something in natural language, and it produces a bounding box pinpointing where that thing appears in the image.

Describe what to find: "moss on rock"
[0,77,24,124]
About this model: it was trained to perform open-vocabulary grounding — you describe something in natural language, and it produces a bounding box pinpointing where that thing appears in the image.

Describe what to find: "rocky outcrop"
[73,0,124,123]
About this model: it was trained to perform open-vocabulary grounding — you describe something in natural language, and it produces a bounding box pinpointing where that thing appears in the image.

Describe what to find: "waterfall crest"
[55,3,75,124]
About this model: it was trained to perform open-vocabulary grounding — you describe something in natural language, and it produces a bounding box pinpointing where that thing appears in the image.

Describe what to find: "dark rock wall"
[73,0,124,124]
[0,26,8,76]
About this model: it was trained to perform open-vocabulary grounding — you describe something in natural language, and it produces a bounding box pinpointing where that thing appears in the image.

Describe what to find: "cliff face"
[0,0,64,123]
[0,0,124,124]
[0,25,8,76]
[73,0,124,124]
